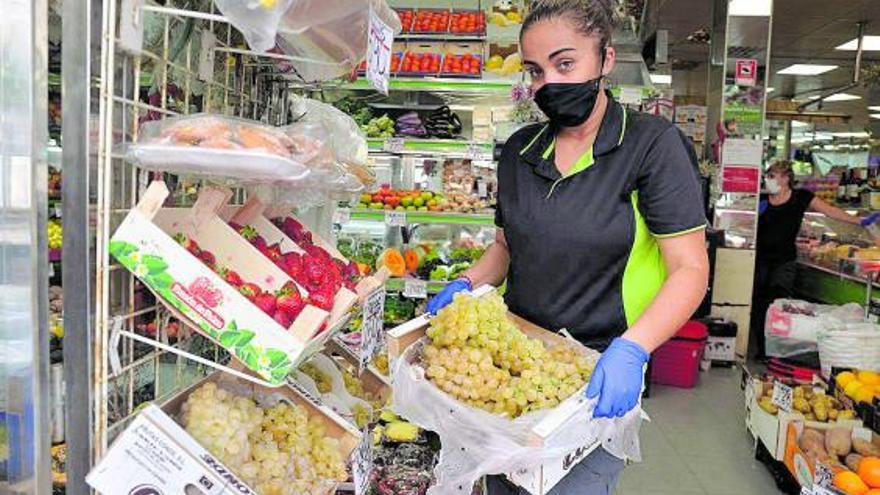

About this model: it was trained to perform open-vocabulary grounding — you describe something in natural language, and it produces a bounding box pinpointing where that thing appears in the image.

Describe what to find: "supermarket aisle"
[615,367,782,495]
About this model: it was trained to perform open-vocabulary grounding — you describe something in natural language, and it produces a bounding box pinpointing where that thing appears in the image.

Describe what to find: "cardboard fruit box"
[782,419,870,488]
[387,288,602,495]
[87,370,361,495]
[109,181,332,386]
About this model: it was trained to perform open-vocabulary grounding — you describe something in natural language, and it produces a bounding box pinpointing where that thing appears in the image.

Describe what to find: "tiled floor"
[615,366,783,495]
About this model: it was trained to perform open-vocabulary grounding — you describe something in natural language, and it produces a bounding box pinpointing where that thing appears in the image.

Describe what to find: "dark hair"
[520,0,617,51]
[767,160,796,186]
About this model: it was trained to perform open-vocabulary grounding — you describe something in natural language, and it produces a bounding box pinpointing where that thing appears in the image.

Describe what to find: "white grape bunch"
[424,292,593,417]
[180,383,347,495]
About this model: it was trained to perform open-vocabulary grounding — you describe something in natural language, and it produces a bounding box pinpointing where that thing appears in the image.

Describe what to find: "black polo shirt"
[495,94,706,347]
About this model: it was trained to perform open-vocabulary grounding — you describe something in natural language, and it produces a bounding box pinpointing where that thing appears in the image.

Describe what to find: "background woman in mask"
[426,1,709,493]
[751,160,879,358]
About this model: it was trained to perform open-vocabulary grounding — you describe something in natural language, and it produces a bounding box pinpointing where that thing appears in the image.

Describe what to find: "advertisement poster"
[721,84,765,138]
[675,105,707,142]
[722,166,760,193]
[735,59,758,87]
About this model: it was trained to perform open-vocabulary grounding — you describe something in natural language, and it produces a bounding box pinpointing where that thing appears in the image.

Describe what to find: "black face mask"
[533,76,603,127]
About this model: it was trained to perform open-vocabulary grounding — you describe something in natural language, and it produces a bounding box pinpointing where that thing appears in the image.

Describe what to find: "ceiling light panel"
[650,74,672,84]
[777,64,838,75]
[835,36,880,51]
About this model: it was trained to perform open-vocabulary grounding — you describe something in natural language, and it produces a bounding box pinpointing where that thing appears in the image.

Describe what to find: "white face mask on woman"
[765,178,781,194]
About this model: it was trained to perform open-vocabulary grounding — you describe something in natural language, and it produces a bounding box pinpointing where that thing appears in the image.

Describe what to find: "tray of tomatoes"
[395,9,415,33]
[449,10,486,35]
[400,52,442,76]
[356,52,402,75]
[440,53,482,78]
[412,9,451,33]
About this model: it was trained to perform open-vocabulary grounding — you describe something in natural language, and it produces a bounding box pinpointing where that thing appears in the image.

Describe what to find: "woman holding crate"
[427,1,710,493]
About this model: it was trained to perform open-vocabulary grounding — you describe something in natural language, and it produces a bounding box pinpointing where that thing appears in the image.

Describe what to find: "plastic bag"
[126,113,321,183]
[212,0,295,52]
[765,299,864,358]
[818,320,880,376]
[291,353,371,424]
[392,337,643,495]
[287,98,369,167]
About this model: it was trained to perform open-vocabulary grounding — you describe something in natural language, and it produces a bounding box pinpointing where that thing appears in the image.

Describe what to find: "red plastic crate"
[650,320,708,388]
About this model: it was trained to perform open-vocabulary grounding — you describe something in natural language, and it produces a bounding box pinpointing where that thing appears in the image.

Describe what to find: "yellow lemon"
[855,386,875,404]
[858,370,880,386]
[490,12,508,27]
[844,380,865,399]
[837,371,857,389]
[506,12,522,23]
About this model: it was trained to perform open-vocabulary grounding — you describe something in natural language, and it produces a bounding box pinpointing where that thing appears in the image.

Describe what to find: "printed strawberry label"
[171,282,225,330]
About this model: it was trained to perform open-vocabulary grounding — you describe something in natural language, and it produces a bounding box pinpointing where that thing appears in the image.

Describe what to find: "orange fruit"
[858,457,880,488]
[867,489,880,495]
[835,471,870,495]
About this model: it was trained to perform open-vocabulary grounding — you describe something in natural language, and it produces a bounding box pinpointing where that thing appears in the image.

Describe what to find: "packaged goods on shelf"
[387,289,643,495]
[110,182,337,385]
[87,370,360,495]
[124,114,317,183]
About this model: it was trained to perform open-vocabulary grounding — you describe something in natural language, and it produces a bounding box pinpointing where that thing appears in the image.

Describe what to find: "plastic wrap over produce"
[288,98,369,168]
[392,338,644,495]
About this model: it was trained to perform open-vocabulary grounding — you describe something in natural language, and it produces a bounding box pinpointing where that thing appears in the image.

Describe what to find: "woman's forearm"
[622,265,708,353]
[462,230,510,287]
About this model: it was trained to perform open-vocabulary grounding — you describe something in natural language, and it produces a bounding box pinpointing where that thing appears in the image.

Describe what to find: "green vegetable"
[449,262,471,279]
[429,266,450,281]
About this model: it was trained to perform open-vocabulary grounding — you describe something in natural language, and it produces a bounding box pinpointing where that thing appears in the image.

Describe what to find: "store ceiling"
[655,0,880,132]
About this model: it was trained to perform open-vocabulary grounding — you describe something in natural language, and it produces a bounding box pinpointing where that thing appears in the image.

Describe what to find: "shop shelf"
[341,77,514,93]
[384,277,449,294]
[366,137,494,156]
[348,208,495,226]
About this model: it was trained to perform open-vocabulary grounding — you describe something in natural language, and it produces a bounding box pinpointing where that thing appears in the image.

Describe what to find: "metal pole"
[61,0,102,491]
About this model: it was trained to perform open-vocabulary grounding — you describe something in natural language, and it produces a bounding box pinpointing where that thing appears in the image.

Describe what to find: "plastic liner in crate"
[109,181,339,386]
[124,114,315,184]
[387,289,643,495]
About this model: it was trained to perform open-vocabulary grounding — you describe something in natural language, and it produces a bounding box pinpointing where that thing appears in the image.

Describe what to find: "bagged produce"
[125,114,318,183]
[287,97,368,168]
[765,299,864,358]
[818,321,880,376]
[391,291,643,495]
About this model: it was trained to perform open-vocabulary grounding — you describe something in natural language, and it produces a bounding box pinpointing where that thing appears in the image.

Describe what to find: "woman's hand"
[585,337,649,418]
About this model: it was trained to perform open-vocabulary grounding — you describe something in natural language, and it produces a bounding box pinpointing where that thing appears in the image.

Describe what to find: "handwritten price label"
[384,210,407,227]
[333,207,351,224]
[359,288,386,372]
[383,137,405,153]
[771,382,793,412]
[366,8,394,95]
[353,427,374,495]
[813,462,833,489]
[403,278,427,299]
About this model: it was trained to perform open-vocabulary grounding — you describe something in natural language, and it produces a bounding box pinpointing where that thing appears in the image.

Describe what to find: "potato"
[814,404,828,422]
[794,387,805,399]
[828,408,839,420]
[838,410,856,420]
[845,453,864,471]
[825,427,853,457]
[762,381,775,397]
[794,397,812,413]
[800,428,826,455]
[805,413,816,421]
[852,438,880,457]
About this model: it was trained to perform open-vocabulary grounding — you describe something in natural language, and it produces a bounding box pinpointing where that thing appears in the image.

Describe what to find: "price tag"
[800,488,813,495]
[383,137,405,153]
[771,382,793,412]
[813,462,834,489]
[384,210,407,227]
[54,205,62,218]
[812,486,836,495]
[466,142,486,160]
[477,180,488,199]
[619,86,643,105]
[333,207,351,224]
[48,262,55,278]
[403,278,427,299]
[366,7,394,95]
[353,427,374,495]
[359,288,386,372]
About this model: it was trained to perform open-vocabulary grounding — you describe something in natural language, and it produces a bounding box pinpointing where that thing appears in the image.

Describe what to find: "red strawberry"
[173,233,200,255]
[238,225,268,251]
[228,222,242,231]
[197,250,216,268]
[281,252,304,279]
[303,244,330,260]
[224,270,243,288]
[304,256,328,288]
[273,309,293,328]
[308,288,334,311]
[344,260,360,280]
[254,291,277,315]
[276,286,303,316]
[265,243,282,262]
[281,280,298,293]
[282,217,303,234]
[239,282,260,301]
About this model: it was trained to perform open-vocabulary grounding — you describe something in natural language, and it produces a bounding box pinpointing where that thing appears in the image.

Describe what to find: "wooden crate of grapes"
[388,289,606,494]
[87,370,360,495]
[110,181,369,386]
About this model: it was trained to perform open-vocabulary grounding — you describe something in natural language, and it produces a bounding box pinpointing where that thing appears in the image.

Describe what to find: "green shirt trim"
[540,139,595,177]
[652,224,707,239]
[622,191,667,326]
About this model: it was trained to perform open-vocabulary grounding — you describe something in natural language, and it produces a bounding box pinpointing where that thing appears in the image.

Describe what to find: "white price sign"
[466,142,488,160]
[771,382,793,412]
[403,278,428,299]
[385,210,407,227]
[383,137,405,153]
[812,486,837,495]
[366,8,394,95]
[333,207,351,224]
[477,180,488,199]
[813,462,834,489]
[353,427,374,495]
[359,288,386,372]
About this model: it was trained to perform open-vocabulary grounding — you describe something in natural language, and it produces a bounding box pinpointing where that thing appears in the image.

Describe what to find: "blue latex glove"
[585,337,649,418]
[426,278,472,315]
[861,212,880,227]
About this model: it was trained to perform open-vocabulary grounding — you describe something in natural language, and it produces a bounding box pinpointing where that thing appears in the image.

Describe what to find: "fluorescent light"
[766,87,775,93]
[650,74,672,85]
[869,106,880,111]
[831,132,870,138]
[791,120,809,128]
[807,93,861,102]
[871,114,880,120]
[778,64,838,75]
[835,36,880,51]
[728,0,772,16]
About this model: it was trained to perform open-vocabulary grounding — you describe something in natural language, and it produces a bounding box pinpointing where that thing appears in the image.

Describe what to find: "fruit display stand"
[87,368,361,494]
[110,181,337,386]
